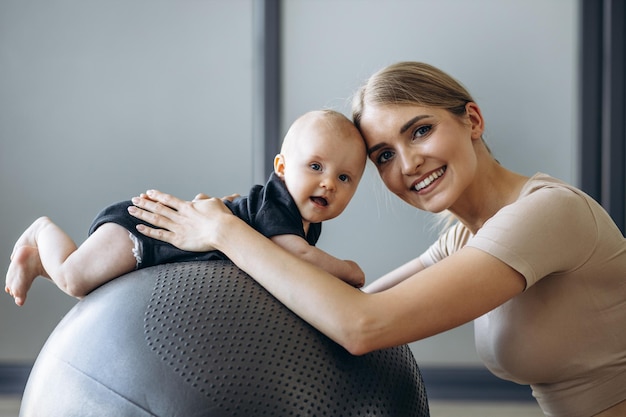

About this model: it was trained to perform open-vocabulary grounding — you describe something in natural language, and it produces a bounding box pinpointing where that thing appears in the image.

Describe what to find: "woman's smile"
[412,166,447,193]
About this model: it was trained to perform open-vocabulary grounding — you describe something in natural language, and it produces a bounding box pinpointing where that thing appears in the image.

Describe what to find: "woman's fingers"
[135,221,173,241]
[194,193,238,203]
[193,193,210,202]
[144,189,183,210]
[128,189,239,253]
[221,193,240,202]
[129,190,181,230]
[128,189,227,252]
[127,198,181,246]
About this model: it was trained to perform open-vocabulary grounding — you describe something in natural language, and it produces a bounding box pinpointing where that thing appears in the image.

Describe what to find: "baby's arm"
[362,257,426,293]
[270,234,364,288]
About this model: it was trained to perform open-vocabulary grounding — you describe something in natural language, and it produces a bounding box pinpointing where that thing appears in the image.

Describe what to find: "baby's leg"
[57,222,137,297]
[5,218,135,305]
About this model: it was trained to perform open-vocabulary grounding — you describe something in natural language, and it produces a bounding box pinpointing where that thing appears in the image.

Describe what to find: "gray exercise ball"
[20,260,430,416]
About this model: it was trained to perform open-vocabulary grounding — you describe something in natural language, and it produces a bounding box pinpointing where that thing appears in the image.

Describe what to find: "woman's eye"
[413,125,432,139]
[338,174,350,183]
[310,163,322,171]
[376,150,394,164]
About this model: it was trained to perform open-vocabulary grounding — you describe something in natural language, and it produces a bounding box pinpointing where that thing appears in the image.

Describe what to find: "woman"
[128,62,626,417]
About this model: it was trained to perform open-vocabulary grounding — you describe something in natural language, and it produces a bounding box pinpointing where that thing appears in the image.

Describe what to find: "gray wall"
[1,0,578,368]
[0,0,255,362]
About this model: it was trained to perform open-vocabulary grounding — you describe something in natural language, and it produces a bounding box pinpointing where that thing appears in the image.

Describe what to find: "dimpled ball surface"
[20,261,430,416]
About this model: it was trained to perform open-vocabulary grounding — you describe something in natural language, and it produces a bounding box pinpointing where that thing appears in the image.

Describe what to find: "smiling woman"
[128,61,626,417]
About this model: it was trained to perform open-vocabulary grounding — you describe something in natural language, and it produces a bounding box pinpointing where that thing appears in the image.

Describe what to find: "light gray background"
[1,0,578,368]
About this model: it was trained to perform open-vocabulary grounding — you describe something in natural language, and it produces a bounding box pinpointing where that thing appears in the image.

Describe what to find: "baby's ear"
[274,154,286,178]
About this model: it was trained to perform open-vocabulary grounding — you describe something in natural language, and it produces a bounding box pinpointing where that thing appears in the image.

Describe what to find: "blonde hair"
[352,62,474,129]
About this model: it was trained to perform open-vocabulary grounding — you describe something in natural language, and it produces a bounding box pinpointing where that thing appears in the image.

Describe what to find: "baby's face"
[279,120,366,226]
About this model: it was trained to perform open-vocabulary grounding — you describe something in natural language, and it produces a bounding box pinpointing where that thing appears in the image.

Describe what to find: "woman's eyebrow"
[400,114,432,134]
[367,143,386,156]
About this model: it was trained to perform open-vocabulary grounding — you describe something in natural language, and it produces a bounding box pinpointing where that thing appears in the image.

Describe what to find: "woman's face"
[358,103,482,213]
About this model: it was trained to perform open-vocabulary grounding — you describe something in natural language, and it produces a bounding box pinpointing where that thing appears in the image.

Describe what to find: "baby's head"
[274,110,366,226]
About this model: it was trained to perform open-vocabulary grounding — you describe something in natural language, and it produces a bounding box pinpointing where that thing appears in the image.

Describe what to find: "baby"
[5,110,367,306]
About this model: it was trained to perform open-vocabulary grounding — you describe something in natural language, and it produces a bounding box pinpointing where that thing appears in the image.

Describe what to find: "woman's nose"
[399,148,422,175]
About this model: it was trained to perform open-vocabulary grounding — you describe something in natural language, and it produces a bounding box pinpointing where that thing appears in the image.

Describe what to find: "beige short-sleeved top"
[419,173,626,417]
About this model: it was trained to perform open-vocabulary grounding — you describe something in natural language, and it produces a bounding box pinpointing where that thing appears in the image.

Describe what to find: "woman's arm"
[129,190,526,355]
[363,257,426,293]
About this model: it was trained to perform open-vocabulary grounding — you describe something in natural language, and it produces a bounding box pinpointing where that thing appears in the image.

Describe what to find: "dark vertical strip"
[601,0,625,232]
[253,0,281,181]
[579,0,625,234]
[579,0,603,201]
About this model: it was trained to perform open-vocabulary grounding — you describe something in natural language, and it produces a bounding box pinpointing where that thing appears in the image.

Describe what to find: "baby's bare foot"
[5,217,50,306]
[5,246,45,306]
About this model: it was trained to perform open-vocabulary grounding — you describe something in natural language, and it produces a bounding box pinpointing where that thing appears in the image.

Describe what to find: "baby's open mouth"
[310,196,328,206]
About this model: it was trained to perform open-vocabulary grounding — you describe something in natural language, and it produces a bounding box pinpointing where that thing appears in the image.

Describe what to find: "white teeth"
[414,168,445,191]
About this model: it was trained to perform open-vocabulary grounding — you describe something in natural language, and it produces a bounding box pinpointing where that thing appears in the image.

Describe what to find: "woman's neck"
[449,160,529,234]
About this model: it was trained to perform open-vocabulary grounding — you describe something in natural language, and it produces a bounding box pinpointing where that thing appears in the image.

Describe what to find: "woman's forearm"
[363,257,426,293]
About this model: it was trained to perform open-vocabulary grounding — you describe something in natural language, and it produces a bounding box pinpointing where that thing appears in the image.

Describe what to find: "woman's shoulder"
[498,173,602,237]
[521,172,585,196]
[517,172,598,211]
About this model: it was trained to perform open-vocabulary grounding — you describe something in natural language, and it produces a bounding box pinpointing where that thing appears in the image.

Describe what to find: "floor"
[0,398,20,417]
[429,400,545,416]
[1,396,545,416]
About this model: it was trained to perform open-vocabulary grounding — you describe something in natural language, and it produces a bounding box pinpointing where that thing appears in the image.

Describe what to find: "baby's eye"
[413,125,432,139]
[338,174,350,183]
[310,163,322,171]
[376,150,395,165]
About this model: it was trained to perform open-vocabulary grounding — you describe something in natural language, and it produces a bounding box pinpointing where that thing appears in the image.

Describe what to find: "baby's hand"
[343,260,365,288]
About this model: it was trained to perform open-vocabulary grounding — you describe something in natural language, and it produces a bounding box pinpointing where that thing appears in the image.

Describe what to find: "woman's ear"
[274,154,286,178]
[466,102,485,140]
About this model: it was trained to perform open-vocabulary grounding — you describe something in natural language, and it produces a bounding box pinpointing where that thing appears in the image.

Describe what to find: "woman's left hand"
[128,189,232,252]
